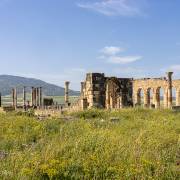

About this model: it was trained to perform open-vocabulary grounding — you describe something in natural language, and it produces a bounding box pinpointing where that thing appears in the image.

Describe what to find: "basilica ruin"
[70,72,180,110]
[0,72,180,113]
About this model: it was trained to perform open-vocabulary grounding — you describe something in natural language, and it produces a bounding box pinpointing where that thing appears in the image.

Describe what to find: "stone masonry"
[70,72,180,110]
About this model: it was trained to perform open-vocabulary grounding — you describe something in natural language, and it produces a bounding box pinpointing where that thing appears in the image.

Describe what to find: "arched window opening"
[147,88,153,107]
[137,88,144,106]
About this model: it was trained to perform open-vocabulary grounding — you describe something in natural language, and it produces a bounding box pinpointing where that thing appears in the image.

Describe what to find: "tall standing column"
[23,86,26,108]
[12,88,15,107]
[36,88,39,107]
[14,88,17,109]
[147,90,151,107]
[166,72,173,108]
[154,89,160,109]
[65,81,70,104]
[133,90,138,107]
[137,90,141,106]
[0,92,1,107]
[156,90,160,109]
[144,90,148,108]
[34,88,37,106]
[39,87,42,107]
[164,88,168,108]
[31,87,34,106]
[106,83,110,109]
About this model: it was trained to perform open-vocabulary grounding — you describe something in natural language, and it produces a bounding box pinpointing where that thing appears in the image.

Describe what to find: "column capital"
[65,81,70,86]
[166,72,173,80]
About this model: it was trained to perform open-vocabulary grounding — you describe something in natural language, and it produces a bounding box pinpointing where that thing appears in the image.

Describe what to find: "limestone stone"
[70,72,180,111]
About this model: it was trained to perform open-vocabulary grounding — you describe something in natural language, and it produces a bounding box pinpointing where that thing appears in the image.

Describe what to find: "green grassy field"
[0,109,180,179]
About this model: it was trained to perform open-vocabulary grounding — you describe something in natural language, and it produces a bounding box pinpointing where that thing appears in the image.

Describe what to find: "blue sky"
[0,0,180,90]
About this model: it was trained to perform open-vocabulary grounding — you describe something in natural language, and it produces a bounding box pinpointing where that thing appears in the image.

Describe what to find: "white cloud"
[108,55,142,64]
[77,0,146,17]
[100,46,125,55]
[99,46,142,64]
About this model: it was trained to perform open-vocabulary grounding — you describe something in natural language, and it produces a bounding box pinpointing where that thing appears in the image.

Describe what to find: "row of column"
[137,72,180,109]
[11,81,70,109]
[0,81,70,109]
[142,89,167,109]
[12,87,43,109]
[31,87,42,107]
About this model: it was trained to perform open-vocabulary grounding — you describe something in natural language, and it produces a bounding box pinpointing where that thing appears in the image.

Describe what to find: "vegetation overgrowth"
[0,108,180,179]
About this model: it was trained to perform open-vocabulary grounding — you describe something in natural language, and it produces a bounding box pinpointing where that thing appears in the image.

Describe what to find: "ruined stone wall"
[79,73,133,110]
[81,73,106,109]
[70,72,180,111]
[118,78,133,107]
[133,77,168,108]
[105,77,133,109]
[133,74,180,108]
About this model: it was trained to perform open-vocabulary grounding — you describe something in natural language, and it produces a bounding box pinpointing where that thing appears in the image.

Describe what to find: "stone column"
[133,89,138,107]
[39,87,42,107]
[31,87,34,106]
[164,88,168,108]
[106,83,110,109]
[32,88,36,106]
[0,92,1,107]
[65,81,70,104]
[144,90,148,108]
[166,72,173,108]
[14,88,17,109]
[137,90,141,106]
[156,90,160,109]
[36,88,39,107]
[35,88,37,106]
[23,86,26,108]
[152,89,156,105]
[154,89,160,109]
[147,90,151,107]
[176,89,180,106]
[12,88,15,107]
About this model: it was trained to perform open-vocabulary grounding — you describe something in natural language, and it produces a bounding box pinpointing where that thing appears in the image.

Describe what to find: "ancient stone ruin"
[0,72,180,113]
[70,72,180,110]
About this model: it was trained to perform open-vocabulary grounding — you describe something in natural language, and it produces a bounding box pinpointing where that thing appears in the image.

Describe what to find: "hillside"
[0,75,80,96]
[0,109,179,179]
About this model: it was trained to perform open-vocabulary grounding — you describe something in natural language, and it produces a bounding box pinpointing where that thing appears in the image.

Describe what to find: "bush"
[71,108,107,119]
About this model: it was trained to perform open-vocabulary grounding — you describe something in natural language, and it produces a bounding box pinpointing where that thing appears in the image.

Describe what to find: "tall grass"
[0,109,180,179]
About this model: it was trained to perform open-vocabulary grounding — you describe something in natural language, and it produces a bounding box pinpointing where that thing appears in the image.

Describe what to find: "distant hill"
[0,75,80,96]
